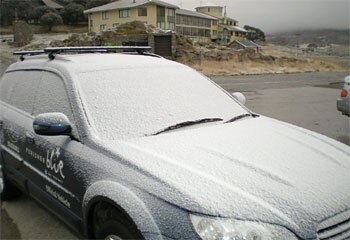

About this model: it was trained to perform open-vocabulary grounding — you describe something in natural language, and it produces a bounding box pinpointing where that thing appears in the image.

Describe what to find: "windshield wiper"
[224,113,258,124]
[151,118,223,136]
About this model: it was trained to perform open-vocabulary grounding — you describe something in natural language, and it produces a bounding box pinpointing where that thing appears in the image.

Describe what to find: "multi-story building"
[176,9,218,43]
[84,0,179,33]
[195,3,247,43]
[84,0,247,44]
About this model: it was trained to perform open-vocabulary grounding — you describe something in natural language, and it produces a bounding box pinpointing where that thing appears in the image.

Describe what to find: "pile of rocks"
[49,21,174,47]
[18,20,277,65]
[50,32,101,47]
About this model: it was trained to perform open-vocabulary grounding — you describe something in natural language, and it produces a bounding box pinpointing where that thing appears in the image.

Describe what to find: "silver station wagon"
[0,47,349,240]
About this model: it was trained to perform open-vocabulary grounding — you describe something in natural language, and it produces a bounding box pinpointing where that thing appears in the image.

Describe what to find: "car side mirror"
[231,92,246,105]
[33,113,72,136]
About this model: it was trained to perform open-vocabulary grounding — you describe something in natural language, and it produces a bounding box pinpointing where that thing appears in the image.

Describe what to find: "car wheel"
[0,166,22,201]
[93,202,143,240]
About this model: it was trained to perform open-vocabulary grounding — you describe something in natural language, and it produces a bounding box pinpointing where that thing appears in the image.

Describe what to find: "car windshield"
[77,65,248,140]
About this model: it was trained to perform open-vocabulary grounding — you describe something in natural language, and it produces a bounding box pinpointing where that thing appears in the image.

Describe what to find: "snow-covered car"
[0,47,349,240]
[337,76,350,116]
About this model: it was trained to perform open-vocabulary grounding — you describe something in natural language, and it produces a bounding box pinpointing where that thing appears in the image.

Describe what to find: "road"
[212,72,347,91]
[212,72,350,145]
[0,61,349,239]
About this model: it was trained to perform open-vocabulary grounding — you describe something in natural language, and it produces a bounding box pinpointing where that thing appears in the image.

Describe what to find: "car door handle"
[25,132,35,145]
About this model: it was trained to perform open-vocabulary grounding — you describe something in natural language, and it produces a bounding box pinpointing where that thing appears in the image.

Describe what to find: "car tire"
[0,166,22,201]
[93,202,143,240]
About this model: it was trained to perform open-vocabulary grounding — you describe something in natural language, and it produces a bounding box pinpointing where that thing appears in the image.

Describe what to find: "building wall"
[196,6,223,19]
[230,32,246,42]
[88,4,176,33]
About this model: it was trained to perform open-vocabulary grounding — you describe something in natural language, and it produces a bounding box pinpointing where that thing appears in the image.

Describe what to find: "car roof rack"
[13,46,154,61]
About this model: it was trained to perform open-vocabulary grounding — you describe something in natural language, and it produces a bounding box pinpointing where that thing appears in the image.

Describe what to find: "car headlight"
[190,214,298,240]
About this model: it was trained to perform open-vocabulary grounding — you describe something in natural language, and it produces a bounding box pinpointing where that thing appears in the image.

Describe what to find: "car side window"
[33,72,74,124]
[0,71,41,114]
[0,72,17,104]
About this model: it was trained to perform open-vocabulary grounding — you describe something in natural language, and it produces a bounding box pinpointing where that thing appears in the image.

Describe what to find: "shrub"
[40,12,63,31]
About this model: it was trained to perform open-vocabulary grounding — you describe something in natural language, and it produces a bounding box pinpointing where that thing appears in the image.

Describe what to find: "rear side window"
[0,73,17,103]
[33,72,74,123]
[0,71,41,114]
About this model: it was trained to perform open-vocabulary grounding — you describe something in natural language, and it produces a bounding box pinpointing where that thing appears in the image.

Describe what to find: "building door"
[154,35,172,57]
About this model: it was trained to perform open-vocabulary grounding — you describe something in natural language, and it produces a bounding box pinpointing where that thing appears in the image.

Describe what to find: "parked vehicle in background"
[0,47,349,240]
[337,76,350,116]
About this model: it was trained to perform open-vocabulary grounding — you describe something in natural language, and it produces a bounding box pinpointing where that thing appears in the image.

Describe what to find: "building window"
[138,8,147,16]
[213,20,217,25]
[157,22,165,29]
[176,15,211,27]
[208,8,210,12]
[168,8,175,17]
[119,9,130,18]
[167,8,175,23]
[112,23,119,28]
[213,30,217,35]
[176,26,211,37]
[157,6,165,16]
[102,11,108,20]
[168,22,175,30]
[100,24,106,31]
[157,6,165,29]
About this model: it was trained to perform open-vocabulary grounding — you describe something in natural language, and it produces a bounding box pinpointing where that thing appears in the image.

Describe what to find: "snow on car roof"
[65,53,176,71]
[9,53,180,74]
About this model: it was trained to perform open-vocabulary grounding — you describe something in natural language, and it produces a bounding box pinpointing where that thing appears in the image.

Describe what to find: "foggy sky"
[164,0,349,34]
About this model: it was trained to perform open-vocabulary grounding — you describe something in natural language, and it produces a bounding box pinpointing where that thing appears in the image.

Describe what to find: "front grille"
[317,210,350,240]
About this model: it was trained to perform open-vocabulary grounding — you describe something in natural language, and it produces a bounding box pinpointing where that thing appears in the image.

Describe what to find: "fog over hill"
[267,29,350,46]
[165,0,349,34]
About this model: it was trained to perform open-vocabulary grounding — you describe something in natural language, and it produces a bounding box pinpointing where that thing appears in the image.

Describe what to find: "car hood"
[104,116,350,239]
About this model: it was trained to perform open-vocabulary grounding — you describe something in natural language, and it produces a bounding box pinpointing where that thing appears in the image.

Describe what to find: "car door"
[23,71,84,229]
[0,70,41,190]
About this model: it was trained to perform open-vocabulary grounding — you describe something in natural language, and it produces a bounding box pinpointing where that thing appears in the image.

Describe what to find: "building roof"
[84,0,179,14]
[176,9,218,20]
[226,17,238,23]
[234,40,261,48]
[42,0,64,9]
[221,25,247,33]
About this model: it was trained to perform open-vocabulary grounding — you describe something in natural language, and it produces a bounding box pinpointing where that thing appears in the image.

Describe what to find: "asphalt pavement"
[0,62,349,239]
[211,72,349,145]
